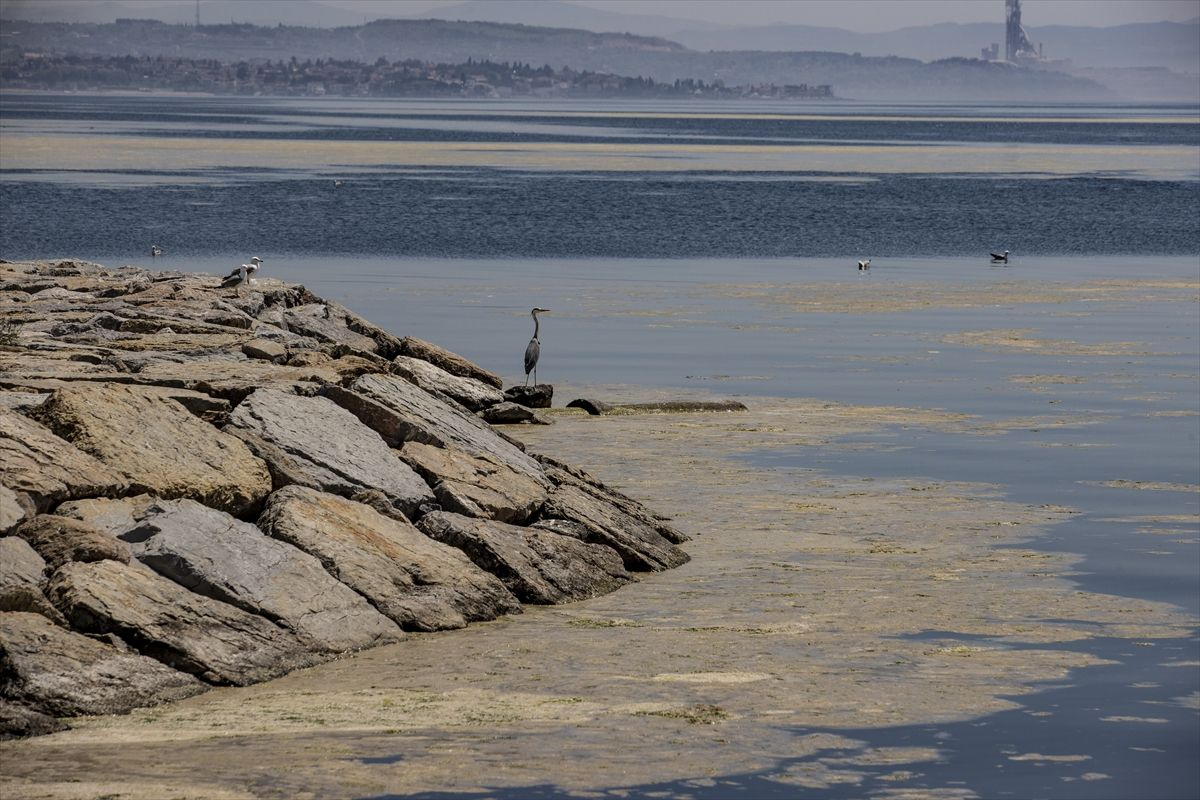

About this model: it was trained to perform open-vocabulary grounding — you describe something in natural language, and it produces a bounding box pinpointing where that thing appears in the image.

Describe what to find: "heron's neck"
[532,314,540,339]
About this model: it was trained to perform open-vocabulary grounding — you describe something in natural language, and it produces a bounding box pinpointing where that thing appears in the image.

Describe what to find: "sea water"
[1,93,1197,799]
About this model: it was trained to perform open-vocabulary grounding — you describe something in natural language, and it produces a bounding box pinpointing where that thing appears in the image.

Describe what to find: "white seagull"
[990,250,1009,263]
[221,256,264,288]
[857,258,871,271]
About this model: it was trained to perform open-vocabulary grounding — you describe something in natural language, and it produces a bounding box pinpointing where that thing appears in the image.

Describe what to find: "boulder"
[479,402,551,426]
[0,408,127,515]
[15,514,130,570]
[328,374,549,485]
[47,560,314,686]
[29,384,270,516]
[121,498,401,653]
[417,511,630,604]
[399,441,547,524]
[504,384,553,409]
[0,611,205,717]
[539,484,690,571]
[1,485,29,534]
[398,336,502,389]
[280,304,377,352]
[54,495,156,538]
[391,356,504,412]
[0,538,64,624]
[537,454,689,545]
[0,698,68,739]
[258,486,521,631]
[225,388,434,516]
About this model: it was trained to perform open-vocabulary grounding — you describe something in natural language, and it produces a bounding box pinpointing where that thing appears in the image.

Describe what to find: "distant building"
[1005,0,1042,63]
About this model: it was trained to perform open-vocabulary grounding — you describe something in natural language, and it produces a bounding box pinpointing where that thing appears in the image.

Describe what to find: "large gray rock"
[258,486,521,631]
[539,484,690,572]
[418,511,630,604]
[0,538,64,625]
[399,441,547,524]
[504,384,553,409]
[537,454,689,544]
[398,336,502,388]
[121,498,401,654]
[30,384,270,516]
[47,560,314,686]
[0,485,27,534]
[327,373,549,486]
[280,303,378,352]
[226,388,434,516]
[391,355,505,412]
[0,408,127,515]
[15,514,130,570]
[0,611,205,717]
[53,495,156,538]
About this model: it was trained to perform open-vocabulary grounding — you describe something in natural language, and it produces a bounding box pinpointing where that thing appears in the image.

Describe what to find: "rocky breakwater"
[0,259,689,738]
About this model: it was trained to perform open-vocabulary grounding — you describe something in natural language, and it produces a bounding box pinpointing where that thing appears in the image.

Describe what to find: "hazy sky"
[5,0,1198,32]
[340,0,1200,30]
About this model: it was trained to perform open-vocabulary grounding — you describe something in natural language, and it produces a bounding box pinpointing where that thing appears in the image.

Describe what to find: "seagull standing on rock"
[220,256,264,289]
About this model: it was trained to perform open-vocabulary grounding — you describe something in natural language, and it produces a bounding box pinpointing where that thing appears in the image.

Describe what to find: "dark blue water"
[2,93,1197,799]
[1,93,1198,259]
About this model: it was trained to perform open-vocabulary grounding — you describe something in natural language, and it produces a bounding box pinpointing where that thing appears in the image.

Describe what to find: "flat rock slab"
[418,511,630,604]
[258,486,521,631]
[0,485,29,534]
[30,384,270,516]
[399,441,547,524]
[0,611,205,717]
[280,304,378,352]
[0,408,127,515]
[565,398,748,415]
[226,388,434,516]
[330,373,548,486]
[0,538,64,624]
[539,484,690,572]
[391,355,504,412]
[537,454,688,545]
[47,559,314,686]
[399,336,502,389]
[14,514,131,571]
[122,498,401,654]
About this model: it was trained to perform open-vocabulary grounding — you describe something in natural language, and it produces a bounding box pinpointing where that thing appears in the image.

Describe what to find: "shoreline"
[2,258,1197,798]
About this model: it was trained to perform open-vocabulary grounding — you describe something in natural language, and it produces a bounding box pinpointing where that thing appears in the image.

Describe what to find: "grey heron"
[524,307,550,386]
[990,250,1009,263]
[220,256,264,288]
[857,258,871,270]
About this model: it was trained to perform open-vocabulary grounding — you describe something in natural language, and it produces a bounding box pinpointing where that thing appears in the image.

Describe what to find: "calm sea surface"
[1,93,1197,799]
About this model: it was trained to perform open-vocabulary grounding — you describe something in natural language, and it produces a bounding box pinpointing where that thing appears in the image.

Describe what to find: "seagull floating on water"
[150,245,163,257]
[220,256,264,289]
[857,258,871,271]
[990,250,1009,263]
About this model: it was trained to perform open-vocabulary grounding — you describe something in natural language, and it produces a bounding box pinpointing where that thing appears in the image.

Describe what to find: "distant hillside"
[673,20,1200,73]
[0,17,1114,102]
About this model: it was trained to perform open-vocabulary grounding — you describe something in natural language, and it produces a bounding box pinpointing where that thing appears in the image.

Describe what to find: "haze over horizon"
[3,0,1197,33]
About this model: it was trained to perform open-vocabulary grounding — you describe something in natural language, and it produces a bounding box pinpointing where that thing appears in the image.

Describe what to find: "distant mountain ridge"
[3,0,1195,73]
[0,17,1118,102]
